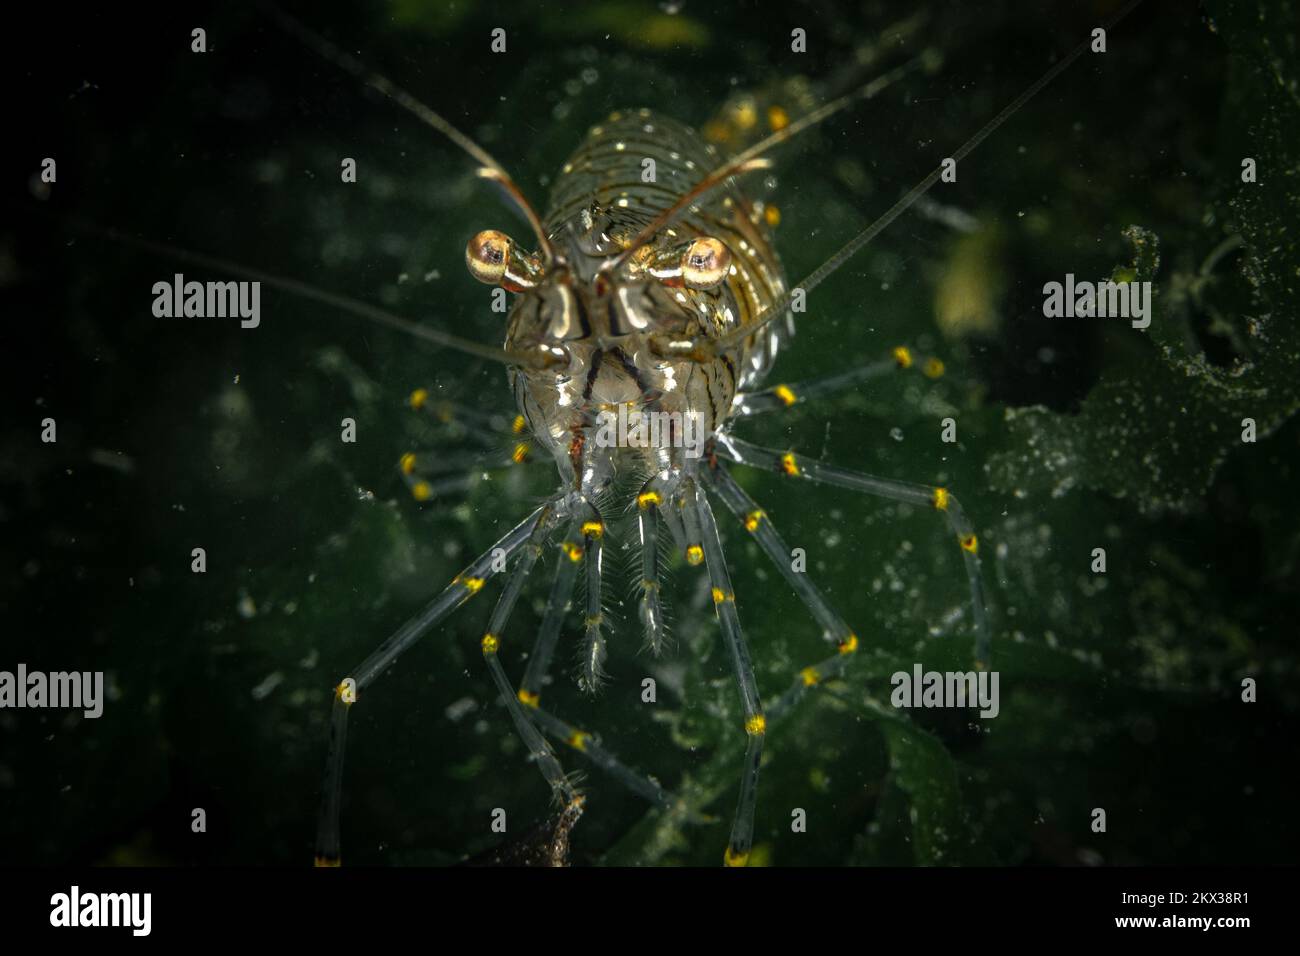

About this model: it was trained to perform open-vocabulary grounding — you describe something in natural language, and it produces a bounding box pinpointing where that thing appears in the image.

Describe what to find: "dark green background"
[4,0,1298,865]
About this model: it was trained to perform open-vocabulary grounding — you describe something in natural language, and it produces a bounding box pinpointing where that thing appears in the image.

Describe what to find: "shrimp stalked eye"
[465,229,510,283]
[644,235,732,291]
[681,236,731,290]
[465,229,545,292]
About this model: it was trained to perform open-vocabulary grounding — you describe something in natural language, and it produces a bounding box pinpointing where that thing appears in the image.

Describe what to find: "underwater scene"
[5,0,1299,871]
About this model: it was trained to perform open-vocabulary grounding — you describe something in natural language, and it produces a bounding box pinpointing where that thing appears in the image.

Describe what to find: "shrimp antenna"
[48,213,558,369]
[265,4,558,266]
[713,0,1145,354]
[603,51,931,275]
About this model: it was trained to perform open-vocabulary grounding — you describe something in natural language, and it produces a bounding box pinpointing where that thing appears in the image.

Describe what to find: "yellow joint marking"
[517,689,540,708]
[584,614,604,629]
[563,541,584,562]
[411,481,432,501]
[568,730,591,752]
[800,666,820,687]
[892,345,913,369]
[481,633,499,654]
[932,486,950,511]
[743,509,765,532]
[461,576,486,595]
[767,105,790,131]
[314,855,341,868]
[685,545,704,566]
[764,204,782,228]
[334,680,357,705]
[712,587,735,604]
[960,534,979,555]
[637,490,663,509]
[723,846,749,867]
[511,414,527,434]
[511,442,530,464]
[581,520,604,538]
[745,713,767,736]
[780,452,800,477]
[399,452,417,476]
[641,579,660,592]
[773,384,797,406]
[408,387,429,410]
[924,357,946,379]
[838,633,859,655]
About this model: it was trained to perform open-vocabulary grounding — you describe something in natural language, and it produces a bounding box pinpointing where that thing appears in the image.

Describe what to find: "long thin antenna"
[60,216,553,369]
[265,4,557,266]
[728,51,935,179]
[712,0,1145,354]
[604,52,932,275]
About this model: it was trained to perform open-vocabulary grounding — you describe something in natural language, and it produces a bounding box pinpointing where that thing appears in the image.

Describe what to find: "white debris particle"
[251,672,283,701]
[445,697,477,722]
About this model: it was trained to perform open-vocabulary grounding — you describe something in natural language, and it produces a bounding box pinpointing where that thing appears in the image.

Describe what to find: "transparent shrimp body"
[481,110,790,498]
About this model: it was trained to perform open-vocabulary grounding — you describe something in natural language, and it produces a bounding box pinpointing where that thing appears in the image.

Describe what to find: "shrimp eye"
[466,230,512,284]
[466,230,545,291]
[680,236,731,290]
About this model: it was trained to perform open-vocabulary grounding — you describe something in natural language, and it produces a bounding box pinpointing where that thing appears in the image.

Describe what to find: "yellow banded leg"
[314,688,350,867]
[397,448,526,503]
[733,347,945,418]
[313,504,550,866]
[718,437,991,669]
[529,707,676,810]
[406,391,519,442]
[636,480,668,655]
[399,393,535,504]
[677,479,706,568]
[480,511,579,804]
[518,522,583,707]
[481,636,578,806]
[579,505,608,693]
[768,634,862,723]
[703,462,856,651]
[691,481,766,866]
